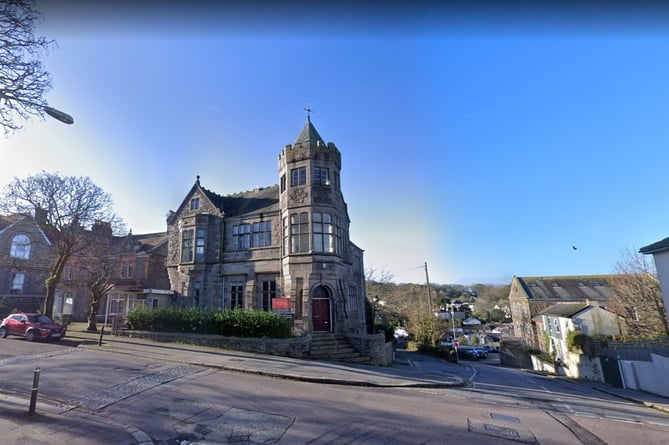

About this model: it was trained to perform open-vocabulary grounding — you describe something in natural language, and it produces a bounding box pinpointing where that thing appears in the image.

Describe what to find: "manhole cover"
[469,419,536,443]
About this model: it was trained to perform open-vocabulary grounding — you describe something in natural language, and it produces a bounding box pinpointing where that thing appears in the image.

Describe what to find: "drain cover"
[469,419,536,443]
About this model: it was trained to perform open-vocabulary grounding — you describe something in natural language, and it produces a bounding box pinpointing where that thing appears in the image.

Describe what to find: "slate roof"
[128,232,168,253]
[200,184,280,218]
[538,303,589,318]
[640,237,669,255]
[0,214,26,233]
[294,116,326,147]
[515,275,612,301]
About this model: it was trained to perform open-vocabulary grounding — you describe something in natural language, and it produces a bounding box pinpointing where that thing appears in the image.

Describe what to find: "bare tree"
[609,247,669,337]
[0,171,124,318]
[75,232,118,331]
[365,265,394,284]
[0,0,73,134]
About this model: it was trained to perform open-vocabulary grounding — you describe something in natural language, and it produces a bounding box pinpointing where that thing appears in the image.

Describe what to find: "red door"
[312,298,331,332]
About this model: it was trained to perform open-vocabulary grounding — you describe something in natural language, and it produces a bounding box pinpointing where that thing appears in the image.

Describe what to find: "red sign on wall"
[272,298,291,310]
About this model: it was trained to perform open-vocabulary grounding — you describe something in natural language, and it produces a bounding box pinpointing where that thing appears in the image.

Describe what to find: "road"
[1,336,668,444]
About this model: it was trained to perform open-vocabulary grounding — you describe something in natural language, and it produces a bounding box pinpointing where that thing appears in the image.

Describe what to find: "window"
[348,285,358,312]
[313,212,334,253]
[252,221,272,247]
[121,262,133,279]
[334,215,343,255]
[282,217,288,255]
[290,212,309,253]
[64,265,75,281]
[261,280,276,311]
[280,174,286,193]
[181,229,194,262]
[10,234,30,259]
[190,197,200,210]
[291,167,306,187]
[195,229,206,262]
[334,172,340,191]
[233,224,251,249]
[231,282,244,309]
[10,273,24,295]
[313,167,330,186]
[193,280,201,307]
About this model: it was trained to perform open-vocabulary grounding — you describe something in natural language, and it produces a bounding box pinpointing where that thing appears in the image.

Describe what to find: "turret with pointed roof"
[294,116,326,148]
[164,115,367,341]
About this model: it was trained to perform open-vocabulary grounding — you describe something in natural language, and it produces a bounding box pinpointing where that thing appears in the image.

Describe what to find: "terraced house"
[166,117,367,337]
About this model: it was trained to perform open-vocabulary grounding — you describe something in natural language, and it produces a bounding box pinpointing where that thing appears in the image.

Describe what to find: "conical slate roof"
[294,116,325,147]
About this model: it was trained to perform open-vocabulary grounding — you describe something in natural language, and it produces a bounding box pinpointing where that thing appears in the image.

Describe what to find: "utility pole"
[424,262,432,313]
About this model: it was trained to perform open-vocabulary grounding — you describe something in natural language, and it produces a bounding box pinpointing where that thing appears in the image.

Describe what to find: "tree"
[609,248,669,338]
[365,265,394,284]
[0,0,72,135]
[469,283,511,322]
[0,171,124,318]
[75,231,117,331]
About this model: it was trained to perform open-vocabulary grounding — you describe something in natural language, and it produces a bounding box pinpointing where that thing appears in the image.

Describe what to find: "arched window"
[10,234,31,259]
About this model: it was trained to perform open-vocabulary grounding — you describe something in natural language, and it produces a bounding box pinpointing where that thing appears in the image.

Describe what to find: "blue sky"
[2,2,669,285]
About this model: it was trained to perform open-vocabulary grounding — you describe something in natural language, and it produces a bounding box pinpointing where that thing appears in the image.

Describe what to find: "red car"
[0,313,67,342]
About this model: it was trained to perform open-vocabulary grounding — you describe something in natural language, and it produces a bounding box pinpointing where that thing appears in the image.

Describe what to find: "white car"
[393,327,408,339]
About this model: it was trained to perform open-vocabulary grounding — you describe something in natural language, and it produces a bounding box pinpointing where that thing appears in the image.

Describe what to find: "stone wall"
[119,330,311,358]
[345,332,393,366]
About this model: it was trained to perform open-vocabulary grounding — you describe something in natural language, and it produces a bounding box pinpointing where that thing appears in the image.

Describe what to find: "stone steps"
[309,333,371,363]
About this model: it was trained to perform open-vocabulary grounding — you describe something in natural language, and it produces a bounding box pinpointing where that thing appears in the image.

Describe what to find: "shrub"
[127,307,291,338]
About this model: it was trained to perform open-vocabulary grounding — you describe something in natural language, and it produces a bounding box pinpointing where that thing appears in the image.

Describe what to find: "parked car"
[0,313,67,342]
[393,327,408,339]
[471,347,488,359]
[458,348,480,360]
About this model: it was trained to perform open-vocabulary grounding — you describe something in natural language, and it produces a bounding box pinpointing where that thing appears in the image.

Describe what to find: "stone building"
[0,214,52,316]
[96,231,171,322]
[166,117,367,336]
[508,275,613,350]
[0,212,170,322]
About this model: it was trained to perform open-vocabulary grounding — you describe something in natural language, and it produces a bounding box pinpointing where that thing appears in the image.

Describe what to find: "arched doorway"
[311,285,332,332]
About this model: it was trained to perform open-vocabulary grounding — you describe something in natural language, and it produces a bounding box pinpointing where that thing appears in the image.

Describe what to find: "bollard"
[99,325,104,346]
[29,367,40,415]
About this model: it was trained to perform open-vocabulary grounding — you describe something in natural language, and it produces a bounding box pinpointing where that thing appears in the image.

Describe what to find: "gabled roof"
[169,177,280,225]
[640,237,669,255]
[0,214,26,233]
[514,275,612,301]
[0,213,52,246]
[294,116,326,147]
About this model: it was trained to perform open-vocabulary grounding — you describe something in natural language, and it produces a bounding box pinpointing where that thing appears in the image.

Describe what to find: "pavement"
[1,325,669,444]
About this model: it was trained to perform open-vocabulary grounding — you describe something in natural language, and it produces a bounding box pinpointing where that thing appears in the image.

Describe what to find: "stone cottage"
[166,117,367,337]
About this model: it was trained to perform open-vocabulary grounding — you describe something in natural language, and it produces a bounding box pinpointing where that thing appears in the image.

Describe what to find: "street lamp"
[42,105,74,125]
[0,92,74,125]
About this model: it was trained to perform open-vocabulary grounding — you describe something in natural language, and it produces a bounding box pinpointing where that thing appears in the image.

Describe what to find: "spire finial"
[304,102,314,121]
[196,175,200,185]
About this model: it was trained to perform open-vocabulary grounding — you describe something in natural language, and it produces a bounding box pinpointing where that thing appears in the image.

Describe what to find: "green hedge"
[126,307,291,339]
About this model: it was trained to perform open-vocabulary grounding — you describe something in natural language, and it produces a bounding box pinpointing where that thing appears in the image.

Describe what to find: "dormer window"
[190,197,200,211]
